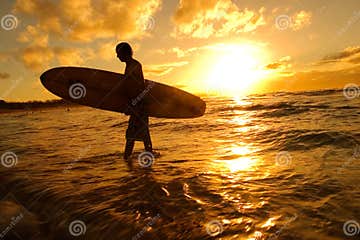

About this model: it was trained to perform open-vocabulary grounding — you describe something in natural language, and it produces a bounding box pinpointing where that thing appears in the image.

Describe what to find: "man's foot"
[124,157,133,169]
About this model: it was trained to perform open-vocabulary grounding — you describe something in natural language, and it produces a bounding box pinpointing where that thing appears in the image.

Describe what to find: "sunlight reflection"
[232,97,253,106]
[211,144,260,173]
[225,157,255,172]
[212,156,259,173]
[261,217,276,229]
[231,115,251,127]
[232,146,253,155]
[249,231,264,240]
[226,146,258,172]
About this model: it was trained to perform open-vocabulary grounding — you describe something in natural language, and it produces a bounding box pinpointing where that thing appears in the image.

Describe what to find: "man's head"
[116,42,133,62]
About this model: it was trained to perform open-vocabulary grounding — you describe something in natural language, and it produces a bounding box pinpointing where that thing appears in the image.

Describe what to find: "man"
[116,42,152,161]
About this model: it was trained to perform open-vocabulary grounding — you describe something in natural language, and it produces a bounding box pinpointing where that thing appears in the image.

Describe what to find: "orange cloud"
[21,46,54,70]
[316,46,360,66]
[262,65,360,93]
[14,0,162,42]
[265,56,292,70]
[17,25,49,47]
[96,42,119,61]
[13,0,161,71]
[20,46,94,70]
[168,46,201,58]
[160,42,268,59]
[291,11,312,30]
[323,46,360,62]
[172,0,266,38]
[0,72,10,80]
[144,61,189,76]
[349,56,360,64]
[53,48,87,65]
[274,10,312,31]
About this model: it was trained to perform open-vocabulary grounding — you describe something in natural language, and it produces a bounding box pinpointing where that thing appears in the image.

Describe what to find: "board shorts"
[125,102,150,141]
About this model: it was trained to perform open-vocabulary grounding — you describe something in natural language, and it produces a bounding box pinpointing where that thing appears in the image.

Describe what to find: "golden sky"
[0,0,360,101]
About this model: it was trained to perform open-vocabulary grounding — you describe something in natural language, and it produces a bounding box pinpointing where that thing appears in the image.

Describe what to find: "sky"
[0,0,360,101]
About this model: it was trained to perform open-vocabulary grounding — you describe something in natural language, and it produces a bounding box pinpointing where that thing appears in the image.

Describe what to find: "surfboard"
[40,67,206,118]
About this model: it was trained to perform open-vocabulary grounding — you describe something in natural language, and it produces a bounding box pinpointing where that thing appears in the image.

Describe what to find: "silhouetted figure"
[116,42,152,161]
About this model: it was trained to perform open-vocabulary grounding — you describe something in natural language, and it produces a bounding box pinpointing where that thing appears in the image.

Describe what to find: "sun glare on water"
[205,44,269,96]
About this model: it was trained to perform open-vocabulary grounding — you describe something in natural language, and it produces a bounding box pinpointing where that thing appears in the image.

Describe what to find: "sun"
[205,44,268,96]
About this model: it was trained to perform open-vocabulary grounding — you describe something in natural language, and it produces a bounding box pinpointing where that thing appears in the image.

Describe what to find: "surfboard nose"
[199,100,206,115]
[40,67,65,87]
[40,70,49,85]
[196,100,206,117]
[40,68,57,85]
[190,99,206,117]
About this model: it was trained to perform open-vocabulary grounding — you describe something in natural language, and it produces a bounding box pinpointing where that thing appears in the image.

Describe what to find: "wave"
[271,130,359,151]
[110,121,128,128]
[213,102,334,113]
[256,108,310,118]
[249,89,342,98]
[284,89,342,97]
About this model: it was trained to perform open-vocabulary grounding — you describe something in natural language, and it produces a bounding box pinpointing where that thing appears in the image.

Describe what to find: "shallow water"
[1,89,360,239]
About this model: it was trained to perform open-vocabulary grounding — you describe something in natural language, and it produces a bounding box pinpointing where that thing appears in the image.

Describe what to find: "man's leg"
[143,133,152,152]
[124,139,135,160]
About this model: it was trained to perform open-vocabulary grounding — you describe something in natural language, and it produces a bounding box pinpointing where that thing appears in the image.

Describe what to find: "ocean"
[0,89,359,239]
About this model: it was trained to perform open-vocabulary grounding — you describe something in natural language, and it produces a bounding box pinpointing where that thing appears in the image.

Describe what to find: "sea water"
[0,89,359,239]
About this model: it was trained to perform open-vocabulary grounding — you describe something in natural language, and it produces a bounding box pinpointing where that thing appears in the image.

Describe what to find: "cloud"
[157,45,217,58]
[265,62,282,69]
[291,11,312,30]
[53,47,89,65]
[143,61,189,76]
[349,56,360,64]
[261,65,360,93]
[265,56,292,70]
[12,17,98,71]
[14,0,162,42]
[318,46,360,65]
[13,0,162,70]
[0,72,10,80]
[274,10,312,31]
[172,0,266,38]
[323,46,360,61]
[97,41,118,61]
[20,46,93,70]
[156,45,212,58]
[158,42,267,59]
[17,25,49,47]
[168,46,201,58]
[171,47,188,58]
[21,46,54,70]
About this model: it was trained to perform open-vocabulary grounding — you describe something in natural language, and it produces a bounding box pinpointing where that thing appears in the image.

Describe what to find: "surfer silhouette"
[116,42,153,161]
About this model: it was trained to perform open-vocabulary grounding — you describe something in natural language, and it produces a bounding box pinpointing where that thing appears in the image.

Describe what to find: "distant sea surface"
[0,89,359,239]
